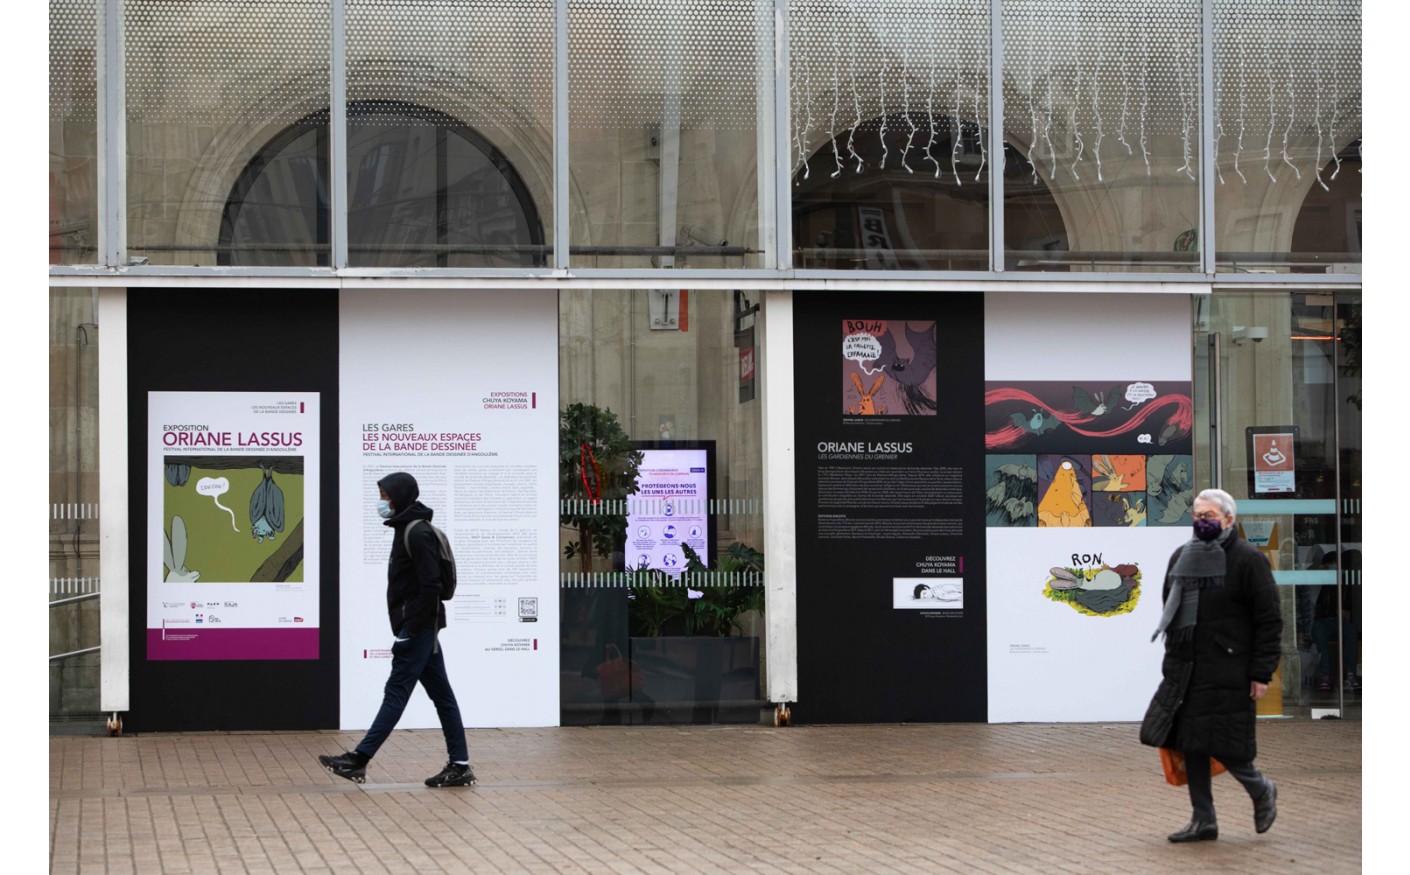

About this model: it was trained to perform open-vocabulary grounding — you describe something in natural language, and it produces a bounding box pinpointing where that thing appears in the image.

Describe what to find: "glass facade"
[345,0,555,267]
[124,0,331,266]
[568,1,771,269]
[49,0,98,264]
[1193,289,1362,717]
[789,0,992,270]
[557,289,766,723]
[1212,0,1362,272]
[47,1,1364,277]
[48,1,1364,726]
[1002,0,1202,271]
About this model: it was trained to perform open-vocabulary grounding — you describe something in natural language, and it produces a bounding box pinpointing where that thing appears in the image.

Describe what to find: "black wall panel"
[126,289,339,731]
[793,291,987,723]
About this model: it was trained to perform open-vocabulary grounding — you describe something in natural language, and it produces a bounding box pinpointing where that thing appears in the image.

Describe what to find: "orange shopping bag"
[1160,748,1228,786]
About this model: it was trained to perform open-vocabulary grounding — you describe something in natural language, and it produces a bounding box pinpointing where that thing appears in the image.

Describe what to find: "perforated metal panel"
[1002,0,1202,183]
[50,0,97,122]
[1213,0,1361,188]
[125,0,330,123]
[789,1,991,182]
[347,0,554,128]
[568,0,769,129]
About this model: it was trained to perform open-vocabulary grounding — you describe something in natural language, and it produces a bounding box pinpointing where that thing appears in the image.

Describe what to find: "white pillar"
[98,288,129,712]
[760,289,797,704]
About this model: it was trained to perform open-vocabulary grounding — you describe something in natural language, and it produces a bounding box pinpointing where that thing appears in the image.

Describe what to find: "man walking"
[319,472,475,787]
[1141,488,1281,841]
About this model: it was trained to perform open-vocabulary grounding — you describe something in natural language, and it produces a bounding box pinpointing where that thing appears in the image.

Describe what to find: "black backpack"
[403,519,458,600]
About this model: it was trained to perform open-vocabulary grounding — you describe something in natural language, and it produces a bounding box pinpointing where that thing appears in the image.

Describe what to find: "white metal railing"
[51,578,102,596]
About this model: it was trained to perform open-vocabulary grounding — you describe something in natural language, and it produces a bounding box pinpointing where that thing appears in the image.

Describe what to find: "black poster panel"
[793,292,986,723]
[126,289,339,731]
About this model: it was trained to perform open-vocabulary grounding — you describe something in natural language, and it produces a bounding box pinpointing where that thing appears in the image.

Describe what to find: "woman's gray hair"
[1195,488,1237,518]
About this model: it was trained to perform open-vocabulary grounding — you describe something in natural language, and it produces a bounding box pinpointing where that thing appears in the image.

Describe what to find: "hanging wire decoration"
[1327,2,1342,180]
[1181,14,1198,181]
[1312,0,1326,190]
[829,17,844,178]
[1027,21,1041,182]
[1042,15,1057,179]
[1232,0,1248,183]
[1068,0,1083,180]
[877,43,889,169]
[795,10,814,180]
[847,0,863,173]
[952,42,965,184]
[901,23,915,173]
[1279,3,1301,180]
[1261,16,1277,183]
[972,39,987,181]
[1090,7,1105,181]
[925,22,942,178]
[1137,4,1151,176]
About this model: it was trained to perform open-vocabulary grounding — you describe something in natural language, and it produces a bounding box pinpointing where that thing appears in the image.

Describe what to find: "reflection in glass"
[558,290,765,724]
[50,0,98,264]
[1213,0,1361,272]
[567,0,768,268]
[220,103,545,268]
[1002,0,1202,271]
[789,0,991,270]
[1193,290,1362,718]
[792,117,1065,270]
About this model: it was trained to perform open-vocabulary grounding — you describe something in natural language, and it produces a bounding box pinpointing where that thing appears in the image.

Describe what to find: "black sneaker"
[425,762,477,787]
[318,752,367,784]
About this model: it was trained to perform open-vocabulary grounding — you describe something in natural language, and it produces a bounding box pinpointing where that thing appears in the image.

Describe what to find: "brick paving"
[50,719,1360,874]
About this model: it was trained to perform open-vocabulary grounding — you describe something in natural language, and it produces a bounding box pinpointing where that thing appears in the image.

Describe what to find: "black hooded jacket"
[378,472,447,636]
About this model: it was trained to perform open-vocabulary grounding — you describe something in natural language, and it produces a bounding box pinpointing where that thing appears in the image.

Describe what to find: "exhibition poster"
[147,391,321,660]
[339,289,560,729]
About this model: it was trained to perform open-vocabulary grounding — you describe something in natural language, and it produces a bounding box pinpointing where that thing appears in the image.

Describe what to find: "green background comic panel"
[163,460,305,583]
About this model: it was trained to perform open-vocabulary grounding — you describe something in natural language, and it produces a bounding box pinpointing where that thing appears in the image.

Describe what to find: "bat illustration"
[1073,385,1120,416]
[1010,408,1059,436]
[873,323,938,415]
[249,465,286,543]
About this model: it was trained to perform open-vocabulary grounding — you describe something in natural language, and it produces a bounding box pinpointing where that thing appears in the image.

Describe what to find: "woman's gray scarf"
[1151,526,1231,643]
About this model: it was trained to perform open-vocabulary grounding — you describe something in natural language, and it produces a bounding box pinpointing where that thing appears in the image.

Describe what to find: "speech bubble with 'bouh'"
[196,476,240,532]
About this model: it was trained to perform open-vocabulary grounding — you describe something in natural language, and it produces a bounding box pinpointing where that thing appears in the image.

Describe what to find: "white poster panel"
[147,391,320,659]
[984,292,1193,722]
[625,448,710,573]
[986,527,1188,721]
[339,289,559,729]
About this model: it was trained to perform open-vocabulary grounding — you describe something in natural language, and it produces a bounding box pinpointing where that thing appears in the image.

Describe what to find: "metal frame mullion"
[773,0,791,271]
[97,0,126,266]
[1200,0,1216,276]
[329,0,349,269]
[554,0,570,270]
[989,0,1004,272]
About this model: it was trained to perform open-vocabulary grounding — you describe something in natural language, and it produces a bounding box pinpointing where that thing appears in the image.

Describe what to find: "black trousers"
[1184,750,1271,821]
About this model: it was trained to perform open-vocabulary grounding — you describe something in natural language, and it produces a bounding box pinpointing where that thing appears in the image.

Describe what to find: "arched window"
[220,101,545,268]
[792,115,1067,271]
[1291,139,1362,269]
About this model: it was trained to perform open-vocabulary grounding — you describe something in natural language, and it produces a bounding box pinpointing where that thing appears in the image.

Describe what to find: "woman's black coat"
[1139,529,1283,761]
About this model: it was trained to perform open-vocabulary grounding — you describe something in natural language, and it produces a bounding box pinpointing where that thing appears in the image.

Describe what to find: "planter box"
[628,635,761,724]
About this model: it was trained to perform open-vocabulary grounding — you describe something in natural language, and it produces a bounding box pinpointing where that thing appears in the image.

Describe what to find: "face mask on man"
[376,499,394,519]
[1193,517,1223,541]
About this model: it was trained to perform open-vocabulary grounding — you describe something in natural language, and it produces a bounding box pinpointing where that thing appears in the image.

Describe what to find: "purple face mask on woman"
[1193,517,1223,541]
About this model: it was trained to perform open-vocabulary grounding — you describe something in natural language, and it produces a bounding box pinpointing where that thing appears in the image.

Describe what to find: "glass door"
[1193,290,1362,718]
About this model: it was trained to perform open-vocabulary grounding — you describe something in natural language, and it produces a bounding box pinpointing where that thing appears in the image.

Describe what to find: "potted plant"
[559,403,644,573]
[625,542,766,722]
